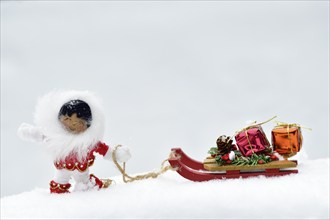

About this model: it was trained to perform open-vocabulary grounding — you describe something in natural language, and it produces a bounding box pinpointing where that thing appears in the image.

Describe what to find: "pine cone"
[216,135,235,155]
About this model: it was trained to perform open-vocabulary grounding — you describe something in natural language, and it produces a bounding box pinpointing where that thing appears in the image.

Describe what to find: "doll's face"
[59,113,88,134]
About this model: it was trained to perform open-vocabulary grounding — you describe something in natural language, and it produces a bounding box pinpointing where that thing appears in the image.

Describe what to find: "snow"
[1,158,329,219]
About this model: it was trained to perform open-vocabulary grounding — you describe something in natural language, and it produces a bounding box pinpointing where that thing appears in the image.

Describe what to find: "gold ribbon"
[274,121,312,131]
[236,115,278,134]
[287,125,292,155]
[245,130,254,154]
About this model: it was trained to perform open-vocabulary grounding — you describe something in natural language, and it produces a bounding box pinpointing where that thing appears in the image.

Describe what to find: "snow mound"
[1,158,329,219]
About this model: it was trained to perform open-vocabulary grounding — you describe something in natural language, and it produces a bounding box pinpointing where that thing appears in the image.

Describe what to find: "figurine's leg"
[72,170,90,191]
[71,169,98,191]
[50,169,72,193]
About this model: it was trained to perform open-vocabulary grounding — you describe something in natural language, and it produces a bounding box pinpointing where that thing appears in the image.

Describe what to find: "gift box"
[271,124,303,158]
[235,126,270,157]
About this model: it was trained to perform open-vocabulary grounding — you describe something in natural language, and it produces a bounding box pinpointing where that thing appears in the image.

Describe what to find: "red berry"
[222,154,229,161]
[226,160,232,164]
[270,155,278,161]
[258,160,265,164]
[211,154,216,158]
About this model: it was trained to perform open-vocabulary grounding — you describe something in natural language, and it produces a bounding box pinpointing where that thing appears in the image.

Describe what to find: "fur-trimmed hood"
[34,90,105,161]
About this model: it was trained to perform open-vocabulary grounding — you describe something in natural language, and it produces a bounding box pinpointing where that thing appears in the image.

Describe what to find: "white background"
[1,1,329,197]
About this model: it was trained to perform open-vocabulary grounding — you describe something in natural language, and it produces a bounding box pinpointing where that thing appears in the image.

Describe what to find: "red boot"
[89,174,112,189]
[89,174,103,189]
[50,180,71,194]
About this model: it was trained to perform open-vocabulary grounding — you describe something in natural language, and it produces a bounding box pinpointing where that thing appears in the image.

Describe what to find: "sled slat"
[203,159,297,171]
[204,158,217,164]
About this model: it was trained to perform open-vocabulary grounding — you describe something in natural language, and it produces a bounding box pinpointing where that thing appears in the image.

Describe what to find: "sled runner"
[168,148,298,182]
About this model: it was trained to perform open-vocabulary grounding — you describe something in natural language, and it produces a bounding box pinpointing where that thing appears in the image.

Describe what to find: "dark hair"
[58,99,92,127]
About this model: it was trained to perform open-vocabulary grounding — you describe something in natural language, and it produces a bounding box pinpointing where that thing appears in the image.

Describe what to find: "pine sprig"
[208,147,219,156]
[231,153,272,166]
[215,155,226,165]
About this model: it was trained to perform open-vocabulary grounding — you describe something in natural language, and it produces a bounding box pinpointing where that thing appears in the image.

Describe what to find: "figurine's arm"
[17,123,46,143]
[96,142,131,163]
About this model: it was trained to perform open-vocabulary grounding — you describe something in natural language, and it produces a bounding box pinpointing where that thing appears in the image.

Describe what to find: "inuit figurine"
[17,90,131,193]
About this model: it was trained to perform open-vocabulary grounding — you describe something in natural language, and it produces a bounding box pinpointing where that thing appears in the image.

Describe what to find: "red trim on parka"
[54,142,109,172]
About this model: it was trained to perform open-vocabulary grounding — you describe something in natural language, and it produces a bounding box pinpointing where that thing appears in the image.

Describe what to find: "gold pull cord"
[112,145,177,183]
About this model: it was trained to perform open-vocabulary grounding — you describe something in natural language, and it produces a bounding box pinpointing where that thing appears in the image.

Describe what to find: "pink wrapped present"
[235,126,270,157]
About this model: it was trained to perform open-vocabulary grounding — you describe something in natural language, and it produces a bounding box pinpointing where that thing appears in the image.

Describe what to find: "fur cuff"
[103,145,131,163]
[17,123,45,143]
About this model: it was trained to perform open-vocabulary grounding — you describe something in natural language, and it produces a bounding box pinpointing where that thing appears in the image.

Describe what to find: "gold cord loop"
[227,116,278,144]
[236,115,278,135]
[274,121,312,131]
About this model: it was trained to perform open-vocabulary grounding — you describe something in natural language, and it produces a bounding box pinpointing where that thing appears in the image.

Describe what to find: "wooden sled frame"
[168,148,298,182]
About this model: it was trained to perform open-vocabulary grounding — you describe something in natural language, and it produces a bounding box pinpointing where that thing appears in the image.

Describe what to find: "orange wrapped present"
[271,123,303,159]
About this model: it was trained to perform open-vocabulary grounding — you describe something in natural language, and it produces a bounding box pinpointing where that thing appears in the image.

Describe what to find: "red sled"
[168,148,298,182]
